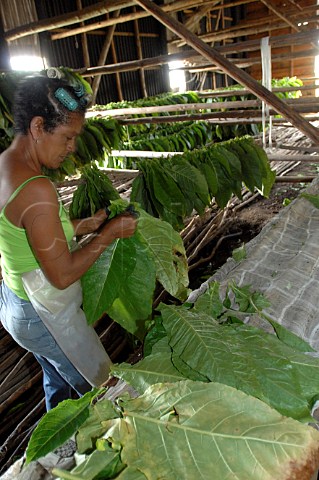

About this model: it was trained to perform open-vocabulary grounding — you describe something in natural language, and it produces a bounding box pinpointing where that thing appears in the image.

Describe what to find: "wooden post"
[111,39,123,101]
[76,0,90,69]
[91,9,121,104]
[134,0,319,145]
[133,6,147,97]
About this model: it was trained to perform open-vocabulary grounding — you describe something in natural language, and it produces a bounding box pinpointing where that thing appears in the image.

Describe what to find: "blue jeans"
[0,281,91,410]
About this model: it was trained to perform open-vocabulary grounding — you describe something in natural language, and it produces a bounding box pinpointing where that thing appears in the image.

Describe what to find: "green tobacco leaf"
[111,337,185,393]
[219,145,243,198]
[301,192,319,209]
[26,390,98,464]
[230,282,271,313]
[230,282,315,352]
[82,238,137,325]
[167,156,210,210]
[143,315,166,357]
[107,198,130,218]
[160,304,319,421]
[192,281,224,318]
[107,236,156,338]
[110,380,319,480]
[149,159,187,217]
[232,244,247,261]
[54,449,123,480]
[76,398,119,453]
[137,210,189,300]
[82,210,189,334]
[116,467,148,479]
[205,150,233,208]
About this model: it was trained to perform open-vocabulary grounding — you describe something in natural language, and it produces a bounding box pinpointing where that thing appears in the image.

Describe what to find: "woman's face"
[40,112,84,170]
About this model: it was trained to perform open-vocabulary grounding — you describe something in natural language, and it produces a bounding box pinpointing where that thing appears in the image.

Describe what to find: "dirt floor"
[188,161,319,290]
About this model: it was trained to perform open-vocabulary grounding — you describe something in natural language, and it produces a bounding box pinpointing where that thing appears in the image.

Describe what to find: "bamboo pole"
[134,0,319,145]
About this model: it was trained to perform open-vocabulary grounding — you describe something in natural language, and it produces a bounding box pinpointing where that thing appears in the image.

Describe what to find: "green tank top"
[0,175,75,300]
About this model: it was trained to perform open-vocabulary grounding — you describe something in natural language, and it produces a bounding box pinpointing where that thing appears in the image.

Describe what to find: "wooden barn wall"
[34,0,170,104]
[244,0,317,86]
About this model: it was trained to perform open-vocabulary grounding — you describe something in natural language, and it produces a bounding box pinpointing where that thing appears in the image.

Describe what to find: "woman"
[0,73,137,410]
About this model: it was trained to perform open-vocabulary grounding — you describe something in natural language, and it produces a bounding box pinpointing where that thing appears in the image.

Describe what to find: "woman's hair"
[13,74,90,135]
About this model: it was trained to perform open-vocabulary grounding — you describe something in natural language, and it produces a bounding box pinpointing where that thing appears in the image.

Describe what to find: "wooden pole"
[259,0,299,32]
[4,0,233,42]
[50,0,244,41]
[76,29,319,77]
[76,0,90,68]
[111,40,123,101]
[188,48,318,73]
[134,0,319,145]
[133,6,147,97]
[4,0,135,42]
[86,96,319,118]
[171,8,319,47]
[91,9,121,104]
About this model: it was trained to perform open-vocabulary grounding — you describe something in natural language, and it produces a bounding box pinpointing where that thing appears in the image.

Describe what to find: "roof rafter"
[3,0,225,42]
[134,0,319,144]
[259,0,299,32]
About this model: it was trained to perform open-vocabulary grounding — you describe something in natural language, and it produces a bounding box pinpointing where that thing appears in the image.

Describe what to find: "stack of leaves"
[112,282,318,422]
[67,165,189,337]
[81,206,189,339]
[24,281,319,479]
[68,163,120,219]
[131,135,276,230]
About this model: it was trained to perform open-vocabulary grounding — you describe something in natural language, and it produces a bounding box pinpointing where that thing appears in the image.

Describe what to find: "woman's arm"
[71,209,108,236]
[21,179,137,289]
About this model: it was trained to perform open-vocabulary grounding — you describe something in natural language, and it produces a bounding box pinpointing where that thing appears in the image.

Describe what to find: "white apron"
[22,268,112,387]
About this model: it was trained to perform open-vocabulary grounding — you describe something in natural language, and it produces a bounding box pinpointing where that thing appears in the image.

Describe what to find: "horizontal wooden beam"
[77,29,319,78]
[108,107,319,125]
[3,0,223,42]
[188,48,318,73]
[118,0,319,144]
[170,5,319,47]
[4,1,135,42]
[199,84,318,98]
[87,96,319,118]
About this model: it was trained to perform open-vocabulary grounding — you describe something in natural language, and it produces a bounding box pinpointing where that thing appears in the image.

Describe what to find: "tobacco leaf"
[110,380,319,480]
[160,303,319,422]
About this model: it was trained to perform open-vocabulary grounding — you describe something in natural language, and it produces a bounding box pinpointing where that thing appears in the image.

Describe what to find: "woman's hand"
[101,212,137,241]
[72,209,108,235]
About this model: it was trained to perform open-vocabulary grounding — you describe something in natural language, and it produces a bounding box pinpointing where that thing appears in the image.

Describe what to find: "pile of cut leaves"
[25,282,319,479]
